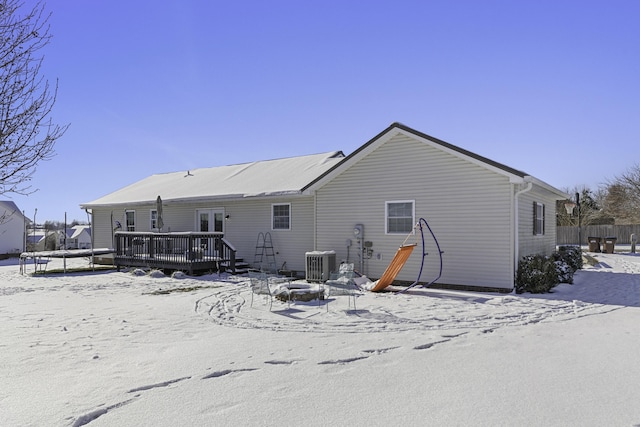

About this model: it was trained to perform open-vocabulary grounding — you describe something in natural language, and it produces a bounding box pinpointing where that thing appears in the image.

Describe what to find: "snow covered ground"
[2,250,640,426]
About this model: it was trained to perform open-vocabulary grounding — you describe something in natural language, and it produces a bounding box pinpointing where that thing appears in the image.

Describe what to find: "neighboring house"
[81,123,568,291]
[0,201,28,255]
[58,225,92,249]
[25,231,44,251]
[26,229,54,252]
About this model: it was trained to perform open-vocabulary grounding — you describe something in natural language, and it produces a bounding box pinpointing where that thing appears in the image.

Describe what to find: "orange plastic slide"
[370,244,416,292]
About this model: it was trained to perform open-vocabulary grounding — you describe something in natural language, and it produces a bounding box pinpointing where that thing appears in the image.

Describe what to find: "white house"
[0,201,28,255]
[59,225,92,249]
[25,229,51,252]
[81,123,568,291]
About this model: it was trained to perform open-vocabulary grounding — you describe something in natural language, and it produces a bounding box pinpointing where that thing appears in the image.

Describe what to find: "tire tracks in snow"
[193,281,611,334]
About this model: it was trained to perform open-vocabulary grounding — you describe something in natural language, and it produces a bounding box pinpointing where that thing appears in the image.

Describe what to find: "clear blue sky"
[9,0,640,223]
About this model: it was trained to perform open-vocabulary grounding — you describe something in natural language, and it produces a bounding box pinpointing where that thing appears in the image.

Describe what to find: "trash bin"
[587,236,601,253]
[602,237,617,254]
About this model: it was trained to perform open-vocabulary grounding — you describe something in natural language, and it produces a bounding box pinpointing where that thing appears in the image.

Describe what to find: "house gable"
[305,122,565,197]
[314,130,517,289]
[310,123,568,291]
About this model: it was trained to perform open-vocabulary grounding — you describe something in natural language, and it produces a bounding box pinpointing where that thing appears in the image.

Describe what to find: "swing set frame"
[369,217,443,293]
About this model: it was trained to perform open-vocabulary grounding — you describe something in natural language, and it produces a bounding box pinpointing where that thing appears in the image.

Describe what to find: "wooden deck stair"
[220,258,250,275]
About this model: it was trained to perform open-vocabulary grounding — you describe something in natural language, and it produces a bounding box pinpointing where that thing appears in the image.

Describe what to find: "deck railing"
[113,231,236,274]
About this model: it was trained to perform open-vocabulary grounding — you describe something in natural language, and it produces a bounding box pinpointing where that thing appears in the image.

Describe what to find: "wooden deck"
[114,231,237,275]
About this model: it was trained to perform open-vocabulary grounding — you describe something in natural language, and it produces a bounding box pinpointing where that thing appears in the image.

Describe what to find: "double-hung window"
[386,201,414,234]
[533,202,545,235]
[150,209,158,230]
[125,210,136,232]
[272,203,291,230]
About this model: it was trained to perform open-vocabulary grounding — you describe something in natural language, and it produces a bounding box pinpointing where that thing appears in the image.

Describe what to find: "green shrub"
[516,246,583,293]
[554,259,574,284]
[556,245,583,272]
[516,254,560,294]
[553,245,583,285]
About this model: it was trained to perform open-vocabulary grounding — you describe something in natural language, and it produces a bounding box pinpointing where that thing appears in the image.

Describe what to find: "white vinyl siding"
[89,197,315,274]
[518,189,558,258]
[86,209,121,261]
[315,133,514,289]
[86,127,563,288]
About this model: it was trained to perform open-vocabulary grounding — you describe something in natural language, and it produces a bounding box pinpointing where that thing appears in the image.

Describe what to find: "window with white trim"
[386,200,414,234]
[272,204,291,230]
[150,209,158,230]
[125,210,136,232]
[533,202,545,235]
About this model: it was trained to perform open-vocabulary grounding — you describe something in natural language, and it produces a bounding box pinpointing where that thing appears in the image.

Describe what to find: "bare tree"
[0,0,68,196]
[556,186,602,226]
[602,164,640,224]
[556,191,577,227]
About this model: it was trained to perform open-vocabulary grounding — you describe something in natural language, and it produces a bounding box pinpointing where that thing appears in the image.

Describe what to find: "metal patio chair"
[324,263,360,311]
[248,271,290,310]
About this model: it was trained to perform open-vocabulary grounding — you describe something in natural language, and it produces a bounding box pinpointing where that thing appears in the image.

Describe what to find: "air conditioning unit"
[305,251,336,282]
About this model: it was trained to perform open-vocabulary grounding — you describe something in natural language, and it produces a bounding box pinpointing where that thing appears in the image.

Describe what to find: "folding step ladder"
[254,232,277,273]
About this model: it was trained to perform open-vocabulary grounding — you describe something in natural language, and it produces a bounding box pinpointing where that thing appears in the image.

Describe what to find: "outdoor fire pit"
[275,283,325,303]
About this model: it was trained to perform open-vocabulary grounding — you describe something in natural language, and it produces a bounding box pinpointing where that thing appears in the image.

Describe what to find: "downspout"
[85,208,94,270]
[514,180,533,287]
[313,192,318,251]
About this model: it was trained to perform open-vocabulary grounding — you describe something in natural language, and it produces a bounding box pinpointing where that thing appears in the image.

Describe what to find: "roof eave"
[80,191,313,210]
[522,176,572,199]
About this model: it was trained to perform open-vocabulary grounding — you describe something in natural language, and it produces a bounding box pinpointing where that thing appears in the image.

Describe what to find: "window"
[150,209,158,230]
[213,212,224,233]
[386,201,414,234]
[533,202,545,235]
[125,210,135,232]
[272,204,291,230]
[198,211,209,232]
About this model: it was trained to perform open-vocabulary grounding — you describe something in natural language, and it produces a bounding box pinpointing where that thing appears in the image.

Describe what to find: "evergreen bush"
[516,246,584,293]
[556,245,583,272]
[516,255,558,294]
[553,245,583,284]
[554,259,574,284]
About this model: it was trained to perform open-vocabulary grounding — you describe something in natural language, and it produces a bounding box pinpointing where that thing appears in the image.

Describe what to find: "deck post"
[149,234,155,259]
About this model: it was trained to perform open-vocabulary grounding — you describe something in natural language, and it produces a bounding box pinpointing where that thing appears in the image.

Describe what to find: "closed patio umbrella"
[156,195,164,231]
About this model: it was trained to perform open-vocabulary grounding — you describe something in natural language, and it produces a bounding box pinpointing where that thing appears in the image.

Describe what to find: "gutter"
[514,179,533,286]
[80,191,312,210]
